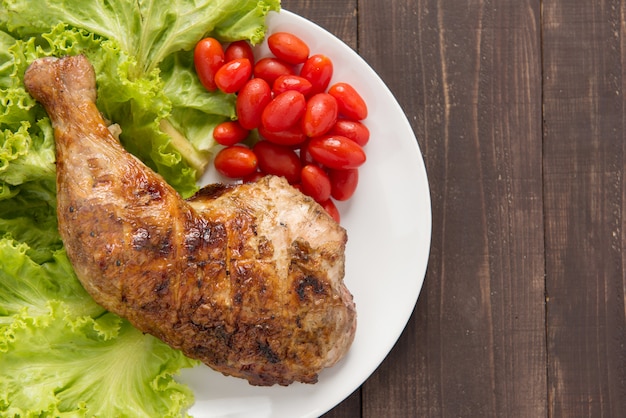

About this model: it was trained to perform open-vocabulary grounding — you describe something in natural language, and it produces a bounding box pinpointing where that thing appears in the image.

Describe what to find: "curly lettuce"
[1,0,280,196]
[0,0,280,416]
[0,238,199,417]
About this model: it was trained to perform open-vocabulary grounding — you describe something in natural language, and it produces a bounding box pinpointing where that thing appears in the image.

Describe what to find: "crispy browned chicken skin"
[24,55,356,386]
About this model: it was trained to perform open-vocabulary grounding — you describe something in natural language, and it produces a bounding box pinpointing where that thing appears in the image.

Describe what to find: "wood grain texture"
[543,1,626,416]
[357,1,547,416]
[281,0,357,50]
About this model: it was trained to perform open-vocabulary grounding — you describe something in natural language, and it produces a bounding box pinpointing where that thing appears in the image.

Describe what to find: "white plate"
[179,9,432,418]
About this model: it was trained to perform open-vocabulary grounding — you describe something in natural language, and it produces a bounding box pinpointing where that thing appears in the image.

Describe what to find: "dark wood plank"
[277,4,361,418]
[542,1,626,416]
[357,1,547,416]
[280,0,357,50]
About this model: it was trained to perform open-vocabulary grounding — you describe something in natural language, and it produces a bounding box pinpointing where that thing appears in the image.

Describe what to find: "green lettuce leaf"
[0,239,101,323]
[0,238,199,417]
[160,49,238,153]
[2,0,278,73]
[0,179,59,264]
[0,121,56,185]
[1,0,280,197]
[0,306,197,417]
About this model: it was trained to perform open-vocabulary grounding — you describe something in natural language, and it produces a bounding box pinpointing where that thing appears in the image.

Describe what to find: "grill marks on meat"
[24,55,356,386]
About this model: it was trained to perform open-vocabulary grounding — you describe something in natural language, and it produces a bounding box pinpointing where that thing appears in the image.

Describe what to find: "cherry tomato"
[267,32,310,64]
[320,199,340,223]
[214,58,252,93]
[272,75,313,96]
[213,121,249,146]
[300,54,333,95]
[253,141,302,184]
[224,40,255,63]
[328,168,359,201]
[214,145,258,178]
[302,93,338,137]
[328,119,370,146]
[253,57,295,85]
[328,82,368,120]
[194,37,224,91]
[300,164,332,203]
[261,90,306,132]
[307,135,366,169]
[259,124,307,146]
[236,78,272,130]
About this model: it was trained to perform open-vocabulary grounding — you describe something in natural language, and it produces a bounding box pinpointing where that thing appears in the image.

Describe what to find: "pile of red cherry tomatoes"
[194,31,370,222]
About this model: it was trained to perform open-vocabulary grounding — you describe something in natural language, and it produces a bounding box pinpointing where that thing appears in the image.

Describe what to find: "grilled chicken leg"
[24,55,356,386]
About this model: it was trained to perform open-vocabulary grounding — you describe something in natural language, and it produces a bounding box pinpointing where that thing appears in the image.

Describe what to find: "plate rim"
[183,8,432,418]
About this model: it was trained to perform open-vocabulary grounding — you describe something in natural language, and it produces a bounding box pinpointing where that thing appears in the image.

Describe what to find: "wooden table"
[281,0,626,416]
